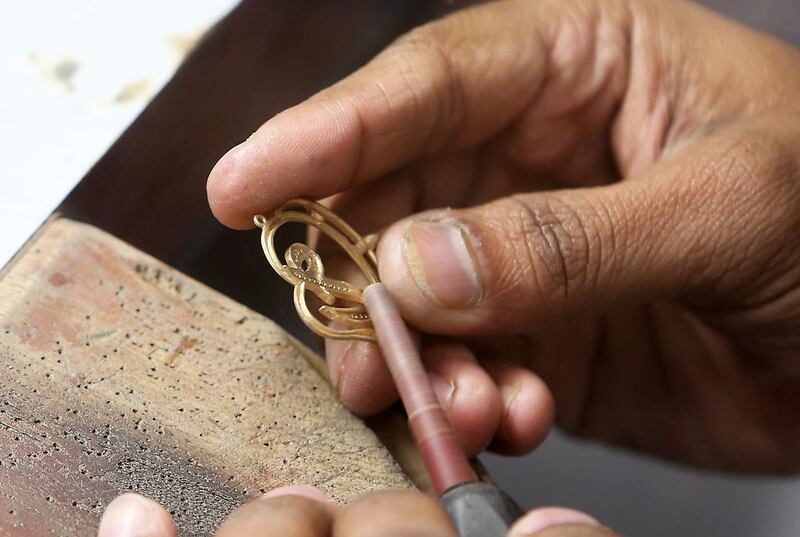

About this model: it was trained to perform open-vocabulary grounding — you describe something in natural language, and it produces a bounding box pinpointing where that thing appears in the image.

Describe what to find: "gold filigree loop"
[255,198,378,341]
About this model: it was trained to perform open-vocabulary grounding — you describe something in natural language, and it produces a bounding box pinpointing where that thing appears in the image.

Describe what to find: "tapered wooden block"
[0,218,412,536]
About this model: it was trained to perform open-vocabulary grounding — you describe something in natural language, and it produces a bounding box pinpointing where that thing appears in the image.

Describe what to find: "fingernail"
[325,337,354,393]
[509,507,601,536]
[499,383,521,420]
[262,485,328,502]
[98,494,177,537]
[334,341,365,402]
[430,373,455,407]
[403,220,482,309]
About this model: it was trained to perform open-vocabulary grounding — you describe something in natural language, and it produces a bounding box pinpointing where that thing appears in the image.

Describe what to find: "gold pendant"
[254,198,379,342]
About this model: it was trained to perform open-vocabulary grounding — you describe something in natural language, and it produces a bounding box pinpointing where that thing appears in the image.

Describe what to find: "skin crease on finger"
[206,0,800,472]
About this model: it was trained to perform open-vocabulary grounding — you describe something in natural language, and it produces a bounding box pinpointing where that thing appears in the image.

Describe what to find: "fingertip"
[325,338,398,416]
[207,141,262,229]
[508,507,603,537]
[485,362,554,455]
[424,342,502,456]
[208,96,367,230]
[98,494,177,537]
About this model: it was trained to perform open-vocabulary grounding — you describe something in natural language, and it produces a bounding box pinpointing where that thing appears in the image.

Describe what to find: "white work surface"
[0,0,237,269]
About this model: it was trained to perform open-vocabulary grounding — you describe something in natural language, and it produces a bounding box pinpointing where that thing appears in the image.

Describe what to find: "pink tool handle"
[363,283,477,495]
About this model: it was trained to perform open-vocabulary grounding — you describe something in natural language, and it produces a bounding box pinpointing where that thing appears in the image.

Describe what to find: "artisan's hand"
[96,487,615,537]
[208,0,800,468]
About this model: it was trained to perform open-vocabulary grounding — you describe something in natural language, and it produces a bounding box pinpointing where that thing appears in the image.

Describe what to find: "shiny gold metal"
[254,198,378,342]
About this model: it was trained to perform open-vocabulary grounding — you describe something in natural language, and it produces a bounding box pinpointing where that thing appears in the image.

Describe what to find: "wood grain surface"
[0,218,411,536]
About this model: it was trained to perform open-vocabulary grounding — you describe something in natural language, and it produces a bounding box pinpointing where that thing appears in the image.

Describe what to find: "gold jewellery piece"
[254,198,380,342]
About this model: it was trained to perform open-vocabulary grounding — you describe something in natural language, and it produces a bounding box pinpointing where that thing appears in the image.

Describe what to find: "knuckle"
[360,48,426,126]
[391,25,466,151]
[493,195,601,314]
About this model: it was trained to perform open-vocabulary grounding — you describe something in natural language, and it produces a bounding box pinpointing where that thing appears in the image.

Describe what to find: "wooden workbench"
[0,218,417,536]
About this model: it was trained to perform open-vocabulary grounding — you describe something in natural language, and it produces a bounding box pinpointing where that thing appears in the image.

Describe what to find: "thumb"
[375,140,759,335]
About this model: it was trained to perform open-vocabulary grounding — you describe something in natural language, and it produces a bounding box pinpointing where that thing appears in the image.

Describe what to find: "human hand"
[96,487,614,537]
[208,0,800,469]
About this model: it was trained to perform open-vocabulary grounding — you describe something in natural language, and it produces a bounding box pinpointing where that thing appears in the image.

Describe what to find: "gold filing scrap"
[254,198,379,342]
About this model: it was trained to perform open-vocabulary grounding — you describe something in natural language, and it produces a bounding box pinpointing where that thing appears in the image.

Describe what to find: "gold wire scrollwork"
[254,198,379,342]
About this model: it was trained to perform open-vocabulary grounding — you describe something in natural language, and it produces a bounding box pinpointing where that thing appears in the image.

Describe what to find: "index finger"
[206,0,551,228]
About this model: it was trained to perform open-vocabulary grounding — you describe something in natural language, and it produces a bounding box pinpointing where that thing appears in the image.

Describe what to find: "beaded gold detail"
[254,198,379,342]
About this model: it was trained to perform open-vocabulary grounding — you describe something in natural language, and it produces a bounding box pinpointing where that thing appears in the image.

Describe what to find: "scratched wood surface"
[0,218,413,536]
